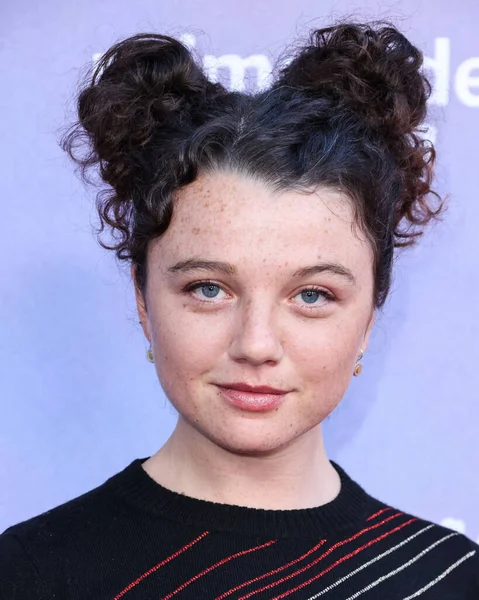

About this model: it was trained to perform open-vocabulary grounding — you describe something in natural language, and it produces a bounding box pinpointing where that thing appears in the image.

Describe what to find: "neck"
[143,418,340,510]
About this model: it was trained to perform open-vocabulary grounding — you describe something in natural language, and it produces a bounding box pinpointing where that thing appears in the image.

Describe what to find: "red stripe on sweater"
[112,531,210,599]
[218,509,402,599]
[367,507,394,521]
[216,539,328,600]
[163,539,277,599]
[235,513,409,599]
[269,518,417,599]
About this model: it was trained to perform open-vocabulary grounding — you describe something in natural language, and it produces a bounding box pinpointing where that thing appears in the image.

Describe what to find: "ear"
[131,265,151,343]
[362,309,376,354]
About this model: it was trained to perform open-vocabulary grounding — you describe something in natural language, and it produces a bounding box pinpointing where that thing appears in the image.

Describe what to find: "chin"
[202,420,310,456]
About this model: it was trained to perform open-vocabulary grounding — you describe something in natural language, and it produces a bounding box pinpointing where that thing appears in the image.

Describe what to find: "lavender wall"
[1,0,478,542]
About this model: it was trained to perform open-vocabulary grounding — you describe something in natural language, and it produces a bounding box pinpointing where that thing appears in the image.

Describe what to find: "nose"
[228,298,284,366]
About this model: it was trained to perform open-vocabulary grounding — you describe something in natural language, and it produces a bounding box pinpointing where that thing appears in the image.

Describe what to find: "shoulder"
[413,515,479,562]
[0,530,45,596]
[2,471,119,548]
[363,496,479,593]
[408,514,479,592]
[0,464,131,596]
[341,463,479,596]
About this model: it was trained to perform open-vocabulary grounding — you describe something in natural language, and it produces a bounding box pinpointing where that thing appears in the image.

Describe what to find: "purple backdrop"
[1,0,478,543]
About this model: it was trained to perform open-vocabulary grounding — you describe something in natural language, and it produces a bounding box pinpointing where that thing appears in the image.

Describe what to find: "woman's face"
[136,171,375,455]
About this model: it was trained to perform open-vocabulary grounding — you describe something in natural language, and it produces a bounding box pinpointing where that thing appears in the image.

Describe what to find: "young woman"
[1,21,477,599]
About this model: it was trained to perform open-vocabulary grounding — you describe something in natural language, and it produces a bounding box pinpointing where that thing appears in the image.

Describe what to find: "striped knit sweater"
[1,458,478,599]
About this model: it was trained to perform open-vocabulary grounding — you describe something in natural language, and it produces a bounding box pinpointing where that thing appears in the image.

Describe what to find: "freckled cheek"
[151,315,232,382]
[289,335,356,422]
[288,323,359,386]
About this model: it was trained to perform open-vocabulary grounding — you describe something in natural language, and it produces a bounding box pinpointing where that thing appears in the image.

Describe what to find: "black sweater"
[1,458,478,599]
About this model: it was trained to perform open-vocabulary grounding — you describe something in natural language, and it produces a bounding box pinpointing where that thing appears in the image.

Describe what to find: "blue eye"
[184,281,228,302]
[301,290,321,304]
[293,288,333,308]
[199,284,221,298]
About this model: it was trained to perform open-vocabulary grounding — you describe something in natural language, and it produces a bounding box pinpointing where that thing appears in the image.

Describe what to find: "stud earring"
[354,349,364,377]
[146,346,154,363]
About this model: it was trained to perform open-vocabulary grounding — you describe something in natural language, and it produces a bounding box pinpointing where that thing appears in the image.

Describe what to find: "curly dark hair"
[61,21,442,308]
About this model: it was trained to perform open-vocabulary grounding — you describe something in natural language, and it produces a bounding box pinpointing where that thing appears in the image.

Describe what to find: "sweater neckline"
[106,457,379,539]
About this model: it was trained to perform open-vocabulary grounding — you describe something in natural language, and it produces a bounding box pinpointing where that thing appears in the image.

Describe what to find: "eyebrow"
[292,263,356,285]
[168,259,237,276]
[168,259,355,284]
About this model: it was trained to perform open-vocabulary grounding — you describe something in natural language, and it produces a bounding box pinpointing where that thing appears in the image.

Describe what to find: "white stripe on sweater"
[401,550,476,599]
[307,525,434,599]
[341,532,458,600]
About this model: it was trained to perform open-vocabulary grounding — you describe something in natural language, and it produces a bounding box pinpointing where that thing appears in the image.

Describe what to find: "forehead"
[155,171,372,269]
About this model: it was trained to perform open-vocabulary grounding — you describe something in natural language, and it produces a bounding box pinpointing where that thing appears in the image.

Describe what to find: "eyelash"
[183,280,336,309]
[183,280,228,299]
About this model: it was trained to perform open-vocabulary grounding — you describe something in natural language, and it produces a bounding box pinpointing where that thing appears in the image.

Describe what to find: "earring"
[146,346,154,363]
[354,349,364,377]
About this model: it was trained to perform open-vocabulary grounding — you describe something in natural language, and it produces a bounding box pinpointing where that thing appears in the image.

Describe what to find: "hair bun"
[278,23,431,138]
[277,22,440,246]
[64,34,223,201]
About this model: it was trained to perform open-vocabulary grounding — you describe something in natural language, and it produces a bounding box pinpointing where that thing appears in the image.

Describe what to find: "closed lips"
[216,384,290,394]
